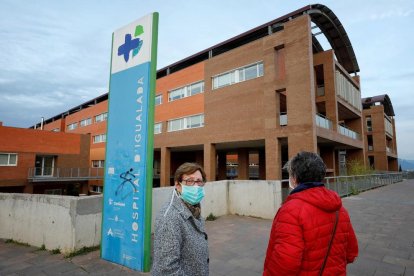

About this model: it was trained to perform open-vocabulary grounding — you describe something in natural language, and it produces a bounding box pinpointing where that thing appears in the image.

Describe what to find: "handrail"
[338,124,361,140]
[315,113,333,129]
[28,167,104,182]
[281,172,403,201]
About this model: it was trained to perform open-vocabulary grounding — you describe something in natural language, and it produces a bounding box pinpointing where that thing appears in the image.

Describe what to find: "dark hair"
[174,162,206,183]
[286,151,326,183]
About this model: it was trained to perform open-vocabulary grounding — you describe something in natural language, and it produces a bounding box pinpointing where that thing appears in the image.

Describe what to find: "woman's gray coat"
[152,190,209,275]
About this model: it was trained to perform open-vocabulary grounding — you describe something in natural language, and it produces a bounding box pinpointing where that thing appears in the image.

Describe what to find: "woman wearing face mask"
[152,162,209,276]
[264,151,358,275]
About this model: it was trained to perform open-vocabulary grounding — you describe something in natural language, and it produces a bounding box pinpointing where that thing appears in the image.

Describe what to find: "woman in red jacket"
[263,151,358,276]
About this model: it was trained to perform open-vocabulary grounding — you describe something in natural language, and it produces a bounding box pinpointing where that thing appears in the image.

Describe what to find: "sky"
[0,0,413,159]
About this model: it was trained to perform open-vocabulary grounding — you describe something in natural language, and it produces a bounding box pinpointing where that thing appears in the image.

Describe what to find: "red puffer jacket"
[263,187,358,276]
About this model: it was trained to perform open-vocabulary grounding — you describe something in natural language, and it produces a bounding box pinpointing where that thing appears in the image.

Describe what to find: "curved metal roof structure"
[157,3,360,77]
[306,4,360,74]
[362,94,395,117]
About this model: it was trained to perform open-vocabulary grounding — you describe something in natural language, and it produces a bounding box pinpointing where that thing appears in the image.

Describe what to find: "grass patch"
[350,186,360,195]
[51,248,61,255]
[4,239,30,247]
[206,213,217,221]
[65,245,100,258]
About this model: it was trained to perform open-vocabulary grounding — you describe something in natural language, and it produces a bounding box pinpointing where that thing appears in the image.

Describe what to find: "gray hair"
[286,151,326,183]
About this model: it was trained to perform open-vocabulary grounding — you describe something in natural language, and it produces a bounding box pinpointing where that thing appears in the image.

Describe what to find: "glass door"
[35,156,55,176]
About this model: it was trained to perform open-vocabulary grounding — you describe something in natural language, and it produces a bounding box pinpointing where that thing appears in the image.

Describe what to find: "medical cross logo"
[118,25,144,62]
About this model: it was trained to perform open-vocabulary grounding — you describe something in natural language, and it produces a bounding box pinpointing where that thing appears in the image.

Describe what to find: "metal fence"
[28,167,104,182]
[281,172,404,201]
[325,173,403,197]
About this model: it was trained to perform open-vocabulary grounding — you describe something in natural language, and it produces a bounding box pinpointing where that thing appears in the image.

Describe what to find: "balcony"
[385,118,393,137]
[338,124,361,140]
[335,70,361,112]
[315,114,333,129]
[28,167,104,182]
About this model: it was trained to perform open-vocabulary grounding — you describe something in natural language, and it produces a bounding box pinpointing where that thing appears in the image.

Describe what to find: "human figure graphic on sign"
[115,168,138,199]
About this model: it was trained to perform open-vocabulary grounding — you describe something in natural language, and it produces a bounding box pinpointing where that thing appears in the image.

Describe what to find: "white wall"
[0,193,101,254]
[0,180,282,253]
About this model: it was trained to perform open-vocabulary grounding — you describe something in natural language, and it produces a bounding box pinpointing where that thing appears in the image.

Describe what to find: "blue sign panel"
[101,13,158,272]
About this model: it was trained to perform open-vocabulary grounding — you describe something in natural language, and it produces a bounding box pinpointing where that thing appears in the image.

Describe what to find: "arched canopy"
[362,94,395,117]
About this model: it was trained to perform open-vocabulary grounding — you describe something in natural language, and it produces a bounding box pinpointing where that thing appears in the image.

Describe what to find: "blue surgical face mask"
[180,184,205,205]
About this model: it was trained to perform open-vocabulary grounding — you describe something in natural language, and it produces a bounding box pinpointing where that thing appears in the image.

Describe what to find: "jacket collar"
[171,189,205,232]
[290,182,324,195]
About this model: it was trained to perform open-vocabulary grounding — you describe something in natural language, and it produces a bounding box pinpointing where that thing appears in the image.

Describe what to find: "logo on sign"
[118,25,144,62]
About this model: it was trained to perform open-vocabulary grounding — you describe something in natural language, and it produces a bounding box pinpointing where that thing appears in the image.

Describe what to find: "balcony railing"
[335,70,362,112]
[315,114,333,129]
[385,118,393,137]
[282,173,403,201]
[28,167,104,182]
[338,124,361,140]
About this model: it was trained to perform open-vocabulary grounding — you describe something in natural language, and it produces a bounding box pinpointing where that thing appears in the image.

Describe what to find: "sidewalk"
[1,179,414,275]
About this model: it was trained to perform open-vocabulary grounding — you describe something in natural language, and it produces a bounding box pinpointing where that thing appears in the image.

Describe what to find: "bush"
[206,213,217,221]
[347,159,374,176]
[51,248,61,254]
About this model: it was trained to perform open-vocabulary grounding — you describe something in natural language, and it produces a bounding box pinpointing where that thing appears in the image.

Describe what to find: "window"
[80,118,92,127]
[92,185,103,193]
[168,81,204,102]
[154,122,162,134]
[168,114,204,132]
[95,112,108,123]
[93,134,106,143]
[67,122,78,131]
[212,61,264,90]
[155,94,162,106]
[0,153,17,166]
[366,116,372,132]
[92,160,105,168]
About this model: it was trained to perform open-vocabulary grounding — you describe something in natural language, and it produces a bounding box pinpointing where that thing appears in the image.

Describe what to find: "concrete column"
[265,138,281,180]
[217,152,227,180]
[160,147,171,187]
[259,149,266,180]
[237,148,249,180]
[204,143,216,181]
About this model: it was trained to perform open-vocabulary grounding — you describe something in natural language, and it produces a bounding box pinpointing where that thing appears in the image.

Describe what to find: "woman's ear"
[175,181,182,193]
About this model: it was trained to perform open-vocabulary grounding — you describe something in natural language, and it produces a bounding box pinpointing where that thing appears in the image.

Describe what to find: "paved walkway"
[1,179,414,275]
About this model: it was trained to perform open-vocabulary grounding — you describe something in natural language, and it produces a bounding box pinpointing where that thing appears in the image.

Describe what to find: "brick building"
[362,94,398,171]
[0,124,95,194]
[35,4,395,189]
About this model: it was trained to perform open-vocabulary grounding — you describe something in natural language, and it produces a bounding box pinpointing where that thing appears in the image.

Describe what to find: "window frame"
[95,112,108,123]
[93,134,107,144]
[167,114,204,132]
[0,153,18,166]
[154,122,162,134]
[168,80,204,102]
[67,122,78,131]
[155,94,163,106]
[80,117,92,127]
[212,61,264,90]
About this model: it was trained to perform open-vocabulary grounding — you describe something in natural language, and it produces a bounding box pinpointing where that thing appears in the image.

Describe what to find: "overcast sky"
[1,0,413,159]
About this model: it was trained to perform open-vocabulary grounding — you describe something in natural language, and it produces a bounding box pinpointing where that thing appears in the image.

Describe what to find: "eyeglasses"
[180,178,205,186]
